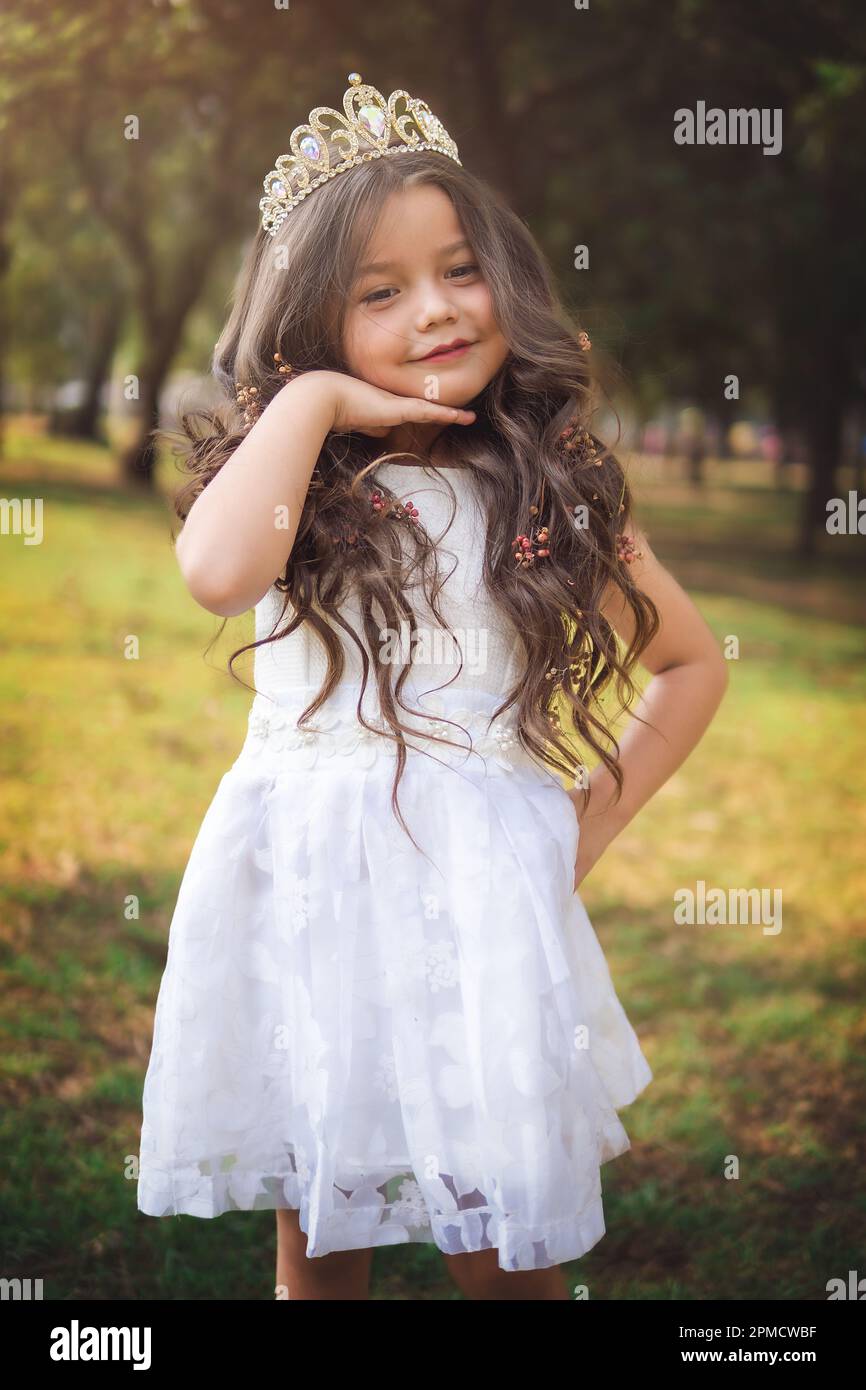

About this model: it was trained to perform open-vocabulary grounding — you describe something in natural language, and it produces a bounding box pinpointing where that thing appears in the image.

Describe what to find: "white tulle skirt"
[136,682,653,1272]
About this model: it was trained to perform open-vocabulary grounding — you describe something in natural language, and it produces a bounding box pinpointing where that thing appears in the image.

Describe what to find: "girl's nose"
[414,288,459,330]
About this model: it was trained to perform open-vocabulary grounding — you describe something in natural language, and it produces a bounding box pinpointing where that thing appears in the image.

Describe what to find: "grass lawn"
[1,422,864,1299]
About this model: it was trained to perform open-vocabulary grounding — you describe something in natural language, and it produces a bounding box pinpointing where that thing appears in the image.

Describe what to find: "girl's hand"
[311,370,477,439]
[568,790,621,892]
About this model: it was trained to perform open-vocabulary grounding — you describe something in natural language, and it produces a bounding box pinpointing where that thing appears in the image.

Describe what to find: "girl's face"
[342,183,510,425]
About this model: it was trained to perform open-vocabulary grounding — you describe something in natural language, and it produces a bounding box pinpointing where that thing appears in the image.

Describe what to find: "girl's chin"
[398,364,479,395]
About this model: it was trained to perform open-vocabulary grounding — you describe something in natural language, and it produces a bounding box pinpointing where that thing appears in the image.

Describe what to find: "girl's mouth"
[419,342,473,362]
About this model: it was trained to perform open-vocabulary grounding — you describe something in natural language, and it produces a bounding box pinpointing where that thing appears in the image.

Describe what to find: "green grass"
[1,419,865,1299]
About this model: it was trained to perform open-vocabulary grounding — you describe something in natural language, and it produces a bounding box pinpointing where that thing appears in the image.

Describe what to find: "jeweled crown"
[258,72,461,236]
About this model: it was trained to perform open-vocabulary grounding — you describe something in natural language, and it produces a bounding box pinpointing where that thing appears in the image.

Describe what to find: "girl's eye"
[361,264,480,305]
[362,287,396,305]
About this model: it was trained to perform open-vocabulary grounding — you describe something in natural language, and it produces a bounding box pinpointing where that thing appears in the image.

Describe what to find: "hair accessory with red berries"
[512,476,550,567]
[559,419,603,465]
[616,531,643,565]
[235,352,297,431]
[330,489,421,551]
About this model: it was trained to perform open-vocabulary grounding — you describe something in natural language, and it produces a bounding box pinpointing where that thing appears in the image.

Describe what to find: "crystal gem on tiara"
[258,72,462,236]
[299,135,321,161]
[359,104,386,139]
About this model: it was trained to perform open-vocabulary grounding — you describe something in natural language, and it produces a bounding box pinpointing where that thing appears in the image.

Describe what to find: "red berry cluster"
[332,490,421,550]
[370,490,420,524]
[513,511,550,567]
[616,532,642,565]
[559,421,602,466]
[330,526,361,551]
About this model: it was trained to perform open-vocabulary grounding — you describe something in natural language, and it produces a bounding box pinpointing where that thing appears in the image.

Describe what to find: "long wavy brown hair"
[159,145,660,854]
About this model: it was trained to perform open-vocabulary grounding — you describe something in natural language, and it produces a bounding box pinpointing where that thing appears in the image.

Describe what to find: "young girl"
[136,73,728,1301]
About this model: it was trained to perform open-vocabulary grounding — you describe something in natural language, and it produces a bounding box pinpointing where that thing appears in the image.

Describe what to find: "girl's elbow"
[177,549,249,617]
[183,571,236,616]
[709,649,730,699]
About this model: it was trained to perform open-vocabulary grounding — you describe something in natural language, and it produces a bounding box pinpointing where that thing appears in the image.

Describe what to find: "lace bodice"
[251,463,527,715]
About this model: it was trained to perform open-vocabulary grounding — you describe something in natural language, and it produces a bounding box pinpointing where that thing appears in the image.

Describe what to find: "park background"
[1,0,864,1299]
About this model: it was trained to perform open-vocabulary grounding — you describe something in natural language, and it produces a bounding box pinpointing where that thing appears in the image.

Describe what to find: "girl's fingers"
[346,396,476,436]
[404,401,475,424]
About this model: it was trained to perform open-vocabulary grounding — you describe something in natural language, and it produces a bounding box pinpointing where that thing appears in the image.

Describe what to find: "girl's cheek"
[459,286,489,324]
[343,318,371,367]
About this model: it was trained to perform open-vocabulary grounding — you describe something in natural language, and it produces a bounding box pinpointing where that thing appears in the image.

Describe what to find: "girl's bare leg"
[441,1247,571,1300]
[275,1208,374,1300]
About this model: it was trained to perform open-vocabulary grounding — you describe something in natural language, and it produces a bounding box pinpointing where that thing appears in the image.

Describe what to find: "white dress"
[136,461,653,1272]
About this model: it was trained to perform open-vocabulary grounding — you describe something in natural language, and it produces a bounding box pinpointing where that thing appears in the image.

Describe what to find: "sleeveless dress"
[136,461,653,1272]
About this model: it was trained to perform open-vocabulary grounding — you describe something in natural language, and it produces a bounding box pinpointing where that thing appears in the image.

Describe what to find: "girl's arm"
[176,372,337,617]
[175,371,476,618]
[570,525,729,887]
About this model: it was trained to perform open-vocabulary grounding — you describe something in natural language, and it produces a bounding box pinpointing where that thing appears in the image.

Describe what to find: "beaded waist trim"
[240,696,540,774]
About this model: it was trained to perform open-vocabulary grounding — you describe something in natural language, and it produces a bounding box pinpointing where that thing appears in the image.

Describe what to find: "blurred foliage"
[1,0,864,540]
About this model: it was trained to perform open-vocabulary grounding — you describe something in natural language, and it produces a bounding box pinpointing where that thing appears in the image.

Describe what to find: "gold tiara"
[258,71,461,236]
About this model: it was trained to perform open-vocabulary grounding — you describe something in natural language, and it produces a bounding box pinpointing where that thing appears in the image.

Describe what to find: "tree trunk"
[799,402,844,557]
[850,405,865,497]
[119,233,226,488]
[687,440,706,488]
[121,370,166,488]
[66,295,124,442]
[120,309,198,488]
